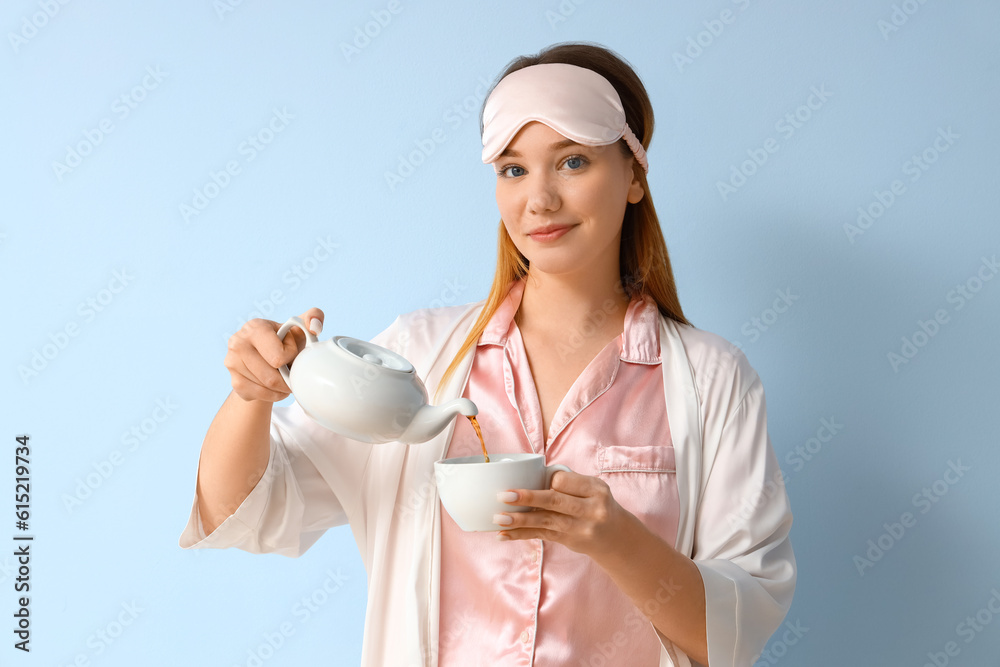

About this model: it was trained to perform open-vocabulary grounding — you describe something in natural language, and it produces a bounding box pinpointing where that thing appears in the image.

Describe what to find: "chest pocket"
[597,444,679,548]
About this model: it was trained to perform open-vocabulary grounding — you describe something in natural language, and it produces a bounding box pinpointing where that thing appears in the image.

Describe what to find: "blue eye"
[497,165,525,179]
[565,156,585,169]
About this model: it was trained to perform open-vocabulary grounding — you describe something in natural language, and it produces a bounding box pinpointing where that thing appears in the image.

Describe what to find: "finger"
[499,489,585,517]
[226,327,294,395]
[225,340,289,394]
[227,325,292,377]
[225,350,288,403]
[240,346,292,395]
[499,508,571,532]
[228,356,290,402]
[497,527,562,542]
[299,307,325,335]
[243,319,298,367]
[549,470,600,498]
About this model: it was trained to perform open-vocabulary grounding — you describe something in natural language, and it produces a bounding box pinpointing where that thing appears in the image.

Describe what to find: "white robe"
[179,300,796,666]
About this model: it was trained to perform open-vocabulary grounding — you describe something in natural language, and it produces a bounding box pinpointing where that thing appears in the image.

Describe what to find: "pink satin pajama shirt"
[438,278,680,666]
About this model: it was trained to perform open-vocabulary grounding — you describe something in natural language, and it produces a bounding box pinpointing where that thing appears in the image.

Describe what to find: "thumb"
[299,307,325,335]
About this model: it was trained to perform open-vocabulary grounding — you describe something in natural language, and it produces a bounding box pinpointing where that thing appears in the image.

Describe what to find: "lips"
[527,224,575,241]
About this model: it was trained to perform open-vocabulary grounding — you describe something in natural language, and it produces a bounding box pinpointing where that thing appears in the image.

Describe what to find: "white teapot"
[276,316,477,444]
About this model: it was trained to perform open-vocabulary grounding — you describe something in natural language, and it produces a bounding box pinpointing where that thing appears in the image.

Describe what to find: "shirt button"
[520,630,530,644]
[529,550,539,563]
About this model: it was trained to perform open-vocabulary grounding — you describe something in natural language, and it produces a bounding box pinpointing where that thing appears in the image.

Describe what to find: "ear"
[627,168,645,204]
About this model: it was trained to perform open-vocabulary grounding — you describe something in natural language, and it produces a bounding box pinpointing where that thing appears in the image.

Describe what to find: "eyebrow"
[499,138,583,159]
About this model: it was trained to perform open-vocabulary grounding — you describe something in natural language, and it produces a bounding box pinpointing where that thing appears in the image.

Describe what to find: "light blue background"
[3,1,998,665]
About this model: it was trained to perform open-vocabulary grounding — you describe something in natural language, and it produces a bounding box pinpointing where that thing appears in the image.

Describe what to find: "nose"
[525,171,560,215]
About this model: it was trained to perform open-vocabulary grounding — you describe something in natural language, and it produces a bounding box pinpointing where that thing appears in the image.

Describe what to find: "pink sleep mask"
[481,62,649,174]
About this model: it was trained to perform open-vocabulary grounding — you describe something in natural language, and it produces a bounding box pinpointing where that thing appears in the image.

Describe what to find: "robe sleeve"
[177,316,404,558]
[688,353,796,666]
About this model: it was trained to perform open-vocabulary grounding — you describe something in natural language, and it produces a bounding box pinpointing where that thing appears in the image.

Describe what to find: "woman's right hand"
[224,308,325,403]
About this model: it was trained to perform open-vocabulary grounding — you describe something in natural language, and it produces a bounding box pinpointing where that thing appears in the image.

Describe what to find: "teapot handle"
[275,316,320,386]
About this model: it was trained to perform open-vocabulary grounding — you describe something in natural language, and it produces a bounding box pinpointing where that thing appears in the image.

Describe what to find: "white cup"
[434,453,572,532]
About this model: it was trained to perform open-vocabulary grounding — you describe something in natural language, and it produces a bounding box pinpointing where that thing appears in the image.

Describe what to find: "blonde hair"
[434,42,688,401]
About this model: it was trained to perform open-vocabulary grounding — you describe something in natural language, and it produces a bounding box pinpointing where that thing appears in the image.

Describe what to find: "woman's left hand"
[494,469,639,559]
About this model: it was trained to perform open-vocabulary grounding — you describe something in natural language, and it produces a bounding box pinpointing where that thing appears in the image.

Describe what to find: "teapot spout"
[399,398,478,444]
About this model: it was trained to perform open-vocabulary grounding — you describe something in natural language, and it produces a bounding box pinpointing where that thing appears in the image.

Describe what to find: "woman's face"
[493,121,644,279]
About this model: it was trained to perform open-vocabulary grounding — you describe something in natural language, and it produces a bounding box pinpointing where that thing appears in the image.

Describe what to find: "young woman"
[180,42,796,667]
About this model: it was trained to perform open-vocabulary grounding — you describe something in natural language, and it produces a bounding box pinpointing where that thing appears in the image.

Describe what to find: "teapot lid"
[335,336,414,373]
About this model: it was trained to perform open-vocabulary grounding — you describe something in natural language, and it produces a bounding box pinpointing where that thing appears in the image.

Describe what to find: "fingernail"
[493,513,513,526]
[497,491,518,503]
[496,533,509,541]
[309,318,322,335]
